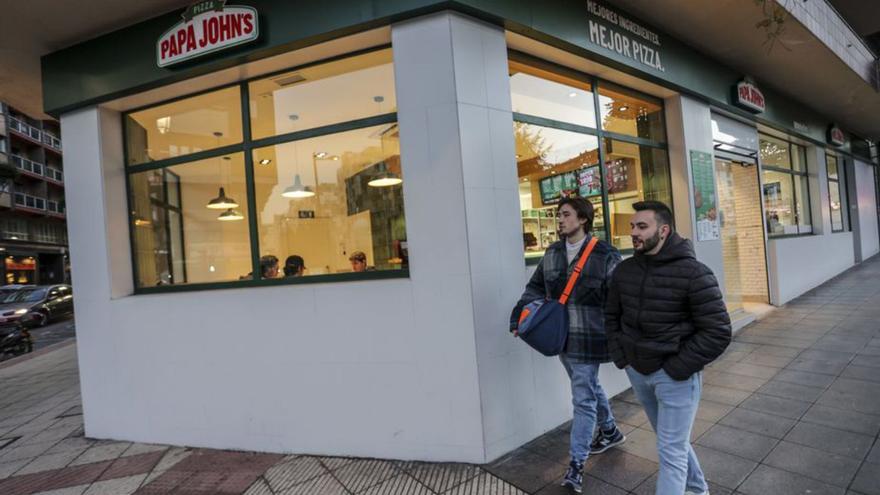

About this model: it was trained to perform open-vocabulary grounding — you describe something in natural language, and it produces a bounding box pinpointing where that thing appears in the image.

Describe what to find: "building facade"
[0,102,68,286]
[42,0,879,463]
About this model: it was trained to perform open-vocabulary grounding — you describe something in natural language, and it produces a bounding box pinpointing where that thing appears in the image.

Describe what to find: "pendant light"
[280,139,315,199]
[217,208,244,221]
[367,95,402,188]
[206,132,240,209]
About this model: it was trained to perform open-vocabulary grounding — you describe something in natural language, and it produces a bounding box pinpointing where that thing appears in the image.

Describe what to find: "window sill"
[767,233,816,240]
[133,269,410,295]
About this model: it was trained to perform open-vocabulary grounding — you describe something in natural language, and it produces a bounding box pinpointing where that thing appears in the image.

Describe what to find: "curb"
[0,338,76,371]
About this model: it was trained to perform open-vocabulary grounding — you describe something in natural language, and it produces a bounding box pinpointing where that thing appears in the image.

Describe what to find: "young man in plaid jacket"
[511,196,625,493]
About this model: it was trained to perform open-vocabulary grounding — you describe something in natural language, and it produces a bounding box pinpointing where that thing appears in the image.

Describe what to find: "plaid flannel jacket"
[511,236,622,363]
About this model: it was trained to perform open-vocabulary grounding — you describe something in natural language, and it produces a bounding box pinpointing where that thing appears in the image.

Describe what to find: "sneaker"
[685,491,709,495]
[590,425,626,454]
[560,459,584,493]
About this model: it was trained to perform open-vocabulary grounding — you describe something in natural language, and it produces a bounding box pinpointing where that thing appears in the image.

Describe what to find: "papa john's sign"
[157,0,259,68]
[733,79,765,113]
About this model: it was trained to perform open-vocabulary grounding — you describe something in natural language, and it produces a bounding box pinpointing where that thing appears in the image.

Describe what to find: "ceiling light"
[331,156,340,161]
[618,105,629,111]
[568,92,578,98]
[218,208,244,221]
[314,151,328,159]
[282,174,315,198]
[367,162,402,187]
[206,187,239,209]
[156,117,171,134]
[259,159,272,165]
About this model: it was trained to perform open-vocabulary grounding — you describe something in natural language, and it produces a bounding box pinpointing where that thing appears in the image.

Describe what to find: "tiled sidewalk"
[1,256,879,494]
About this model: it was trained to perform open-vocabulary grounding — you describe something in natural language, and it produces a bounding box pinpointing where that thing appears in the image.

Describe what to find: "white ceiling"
[0,0,190,119]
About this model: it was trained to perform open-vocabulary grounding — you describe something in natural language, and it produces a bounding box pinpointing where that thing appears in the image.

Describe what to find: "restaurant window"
[510,57,670,258]
[826,153,848,233]
[760,135,812,236]
[124,48,406,292]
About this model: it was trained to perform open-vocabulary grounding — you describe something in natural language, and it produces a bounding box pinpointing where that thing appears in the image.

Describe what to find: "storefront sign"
[690,150,720,241]
[733,80,765,113]
[793,121,809,134]
[586,0,665,72]
[827,124,845,147]
[157,0,259,68]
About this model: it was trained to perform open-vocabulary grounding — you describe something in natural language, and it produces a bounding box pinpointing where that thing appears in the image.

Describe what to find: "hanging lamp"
[217,208,244,221]
[206,133,240,209]
[367,161,402,187]
[281,174,315,198]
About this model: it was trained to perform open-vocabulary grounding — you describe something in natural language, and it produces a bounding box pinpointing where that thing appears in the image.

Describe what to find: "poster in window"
[577,166,602,197]
[539,171,578,205]
[690,150,719,241]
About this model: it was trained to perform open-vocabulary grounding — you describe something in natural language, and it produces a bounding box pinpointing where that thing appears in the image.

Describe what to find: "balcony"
[8,116,63,151]
[42,133,62,151]
[11,154,64,184]
[46,199,65,217]
[13,191,47,214]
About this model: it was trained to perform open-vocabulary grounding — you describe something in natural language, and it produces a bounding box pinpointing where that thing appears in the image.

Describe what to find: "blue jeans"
[560,355,615,463]
[625,367,708,495]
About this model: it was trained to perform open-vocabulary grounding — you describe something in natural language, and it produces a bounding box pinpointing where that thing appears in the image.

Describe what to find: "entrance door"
[714,158,769,313]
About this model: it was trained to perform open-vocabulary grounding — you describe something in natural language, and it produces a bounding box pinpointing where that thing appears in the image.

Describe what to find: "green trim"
[512,113,598,136]
[766,233,817,240]
[121,117,142,289]
[127,143,245,172]
[133,269,411,294]
[593,78,612,247]
[525,255,542,266]
[249,113,398,150]
[240,84,262,280]
[600,131,667,149]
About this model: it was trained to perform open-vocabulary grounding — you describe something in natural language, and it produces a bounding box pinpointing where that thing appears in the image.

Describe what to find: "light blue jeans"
[560,355,616,463]
[625,366,708,495]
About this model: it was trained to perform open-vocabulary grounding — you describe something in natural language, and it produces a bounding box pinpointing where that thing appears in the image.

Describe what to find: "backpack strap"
[558,236,599,306]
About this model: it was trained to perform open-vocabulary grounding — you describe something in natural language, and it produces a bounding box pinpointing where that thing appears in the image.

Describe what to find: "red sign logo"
[735,80,765,113]
[828,125,845,146]
[157,1,258,68]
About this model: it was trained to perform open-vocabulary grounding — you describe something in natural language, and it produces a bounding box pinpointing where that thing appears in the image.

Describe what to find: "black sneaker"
[590,425,626,454]
[560,459,584,493]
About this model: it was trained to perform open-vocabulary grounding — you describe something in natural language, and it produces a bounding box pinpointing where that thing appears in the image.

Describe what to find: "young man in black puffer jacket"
[605,201,730,495]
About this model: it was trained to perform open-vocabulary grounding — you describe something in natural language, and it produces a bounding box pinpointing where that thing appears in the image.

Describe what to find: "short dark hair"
[284,255,305,276]
[260,255,279,276]
[633,200,674,230]
[557,196,594,233]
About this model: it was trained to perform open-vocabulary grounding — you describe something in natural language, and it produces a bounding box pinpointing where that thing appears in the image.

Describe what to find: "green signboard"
[690,150,719,241]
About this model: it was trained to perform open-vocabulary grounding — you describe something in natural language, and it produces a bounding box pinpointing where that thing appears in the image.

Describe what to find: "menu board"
[606,159,636,194]
[690,149,720,241]
[577,166,602,197]
[539,171,578,205]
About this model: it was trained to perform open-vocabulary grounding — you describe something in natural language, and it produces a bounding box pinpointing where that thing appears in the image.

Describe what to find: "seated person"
[261,255,280,279]
[348,251,373,272]
[284,255,306,277]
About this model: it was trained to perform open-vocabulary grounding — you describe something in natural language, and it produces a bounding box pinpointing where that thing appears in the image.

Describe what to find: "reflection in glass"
[598,85,665,142]
[125,87,242,165]
[829,181,843,232]
[249,49,396,140]
[509,61,596,128]
[759,135,792,170]
[604,139,671,251]
[515,123,600,259]
[129,154,251,287]
[762,170,797,235]
[251,124,406,276]
[826,154,839,179]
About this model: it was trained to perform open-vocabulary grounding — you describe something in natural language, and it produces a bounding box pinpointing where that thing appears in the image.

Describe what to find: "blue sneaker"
[590,425,626,454]
[561,459,584,493]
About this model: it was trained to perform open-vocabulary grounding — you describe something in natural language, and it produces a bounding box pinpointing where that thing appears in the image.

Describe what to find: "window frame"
[825,152,849,233]
[122,45,408,295]
[759,135,813,238]
[509,51,671,263]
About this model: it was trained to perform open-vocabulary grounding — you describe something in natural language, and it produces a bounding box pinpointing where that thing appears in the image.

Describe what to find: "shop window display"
[760,136,812,236]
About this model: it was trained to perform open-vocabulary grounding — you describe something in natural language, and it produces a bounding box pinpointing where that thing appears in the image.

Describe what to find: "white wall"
[767,233,855,305]
[855,160,879,259]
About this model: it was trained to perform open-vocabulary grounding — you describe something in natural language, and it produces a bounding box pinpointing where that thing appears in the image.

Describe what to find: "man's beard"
[634,230,661,253]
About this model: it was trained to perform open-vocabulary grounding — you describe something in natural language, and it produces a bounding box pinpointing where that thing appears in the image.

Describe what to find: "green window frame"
[759,135,813,238]
[123,46,408,294]
[509,51,672,264]
[825,153,849,233]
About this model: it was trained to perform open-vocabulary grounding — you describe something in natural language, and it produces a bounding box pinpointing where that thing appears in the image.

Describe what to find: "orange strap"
[559,236,599,306]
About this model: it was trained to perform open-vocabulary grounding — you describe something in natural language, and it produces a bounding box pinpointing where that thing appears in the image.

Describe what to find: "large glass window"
[510,58,670,258]
[760,135,812,236]
[826,153,848,232]
[125,49,406,292]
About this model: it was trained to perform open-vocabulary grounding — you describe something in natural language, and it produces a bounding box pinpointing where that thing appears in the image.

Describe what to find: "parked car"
[0,284,35,299]
[0,285,74,328]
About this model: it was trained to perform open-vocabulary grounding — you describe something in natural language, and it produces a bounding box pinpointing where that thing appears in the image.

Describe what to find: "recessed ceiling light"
[618,105,629,111]
[259,159,272,165]
[314,151,328,159]
[331,156,339,161]
[568,92,578,98]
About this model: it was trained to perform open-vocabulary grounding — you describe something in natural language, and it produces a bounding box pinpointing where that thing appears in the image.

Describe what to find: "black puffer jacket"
[605,233,731,380]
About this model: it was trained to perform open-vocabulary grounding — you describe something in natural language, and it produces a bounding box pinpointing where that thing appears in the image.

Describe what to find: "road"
[0,316,75,361]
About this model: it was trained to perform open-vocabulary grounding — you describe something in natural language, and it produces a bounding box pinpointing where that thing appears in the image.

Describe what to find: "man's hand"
[512,330,519,338]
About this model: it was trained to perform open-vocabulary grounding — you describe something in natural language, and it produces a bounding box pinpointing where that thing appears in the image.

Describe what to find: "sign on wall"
[157,0,259,68]
[690,150,720,241]
[733,79,765,113]
[586,0,665,72]
[827,124,845,147]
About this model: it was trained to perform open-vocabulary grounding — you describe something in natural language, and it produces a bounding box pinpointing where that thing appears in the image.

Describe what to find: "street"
[0,317,75,362]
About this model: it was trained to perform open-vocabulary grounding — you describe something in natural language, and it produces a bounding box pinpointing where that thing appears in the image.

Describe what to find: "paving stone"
[690,419,713,442]
[739,464,844,495]
[98,451,164,482]
[68,442,131,466]
[801,404,880,436]
[700,385,752,406]
[867,442,880,465]
[319,456,356,471]
[82,474,145,495]
[359,473,433,494]
[784,421,874,460]
[718,407,797,439]
[841,364,880,383]
[630,472,732,495]
[763,440,861,487]
[141,446,190,486]
[446,472,527,495]
[582,448,656,491]
[695,400,734,423]
[242,478,273,495]
[32,484,89,495]
[0,440,57,463]
[17,450,82,475]
[608,400,649,428]
[333,458,400,493]
[772,369,837,388]
[0,456,33,479]
[849,355,880,369]
[739,353,793,368]
[798,349,857,363]
[850,462,880,495]
[756,380,825,402]
[692,445,758,489]
[119,444,166,458]
[703,371,767,392]
[617,427,658,463]
[402,461,481,492]
[750,345,802,358]
[786,358,849,376]
[817,378,880,416]
[724,362,780,380]
[696,424,778,461]
[738,393,812,420]
[273,472,350,495]
[263,455,328,493]
[485,447,560,493]
[521,427,569,466]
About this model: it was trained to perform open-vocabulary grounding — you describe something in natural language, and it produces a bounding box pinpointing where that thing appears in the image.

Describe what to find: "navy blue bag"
[517,237,598,356]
